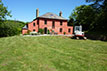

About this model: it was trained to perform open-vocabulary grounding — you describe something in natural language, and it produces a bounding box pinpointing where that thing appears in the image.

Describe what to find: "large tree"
[69,0,107,31]
[68,17,74,26]
[69,5,96,31]
[86,0,107,31]
[0,0,11,21]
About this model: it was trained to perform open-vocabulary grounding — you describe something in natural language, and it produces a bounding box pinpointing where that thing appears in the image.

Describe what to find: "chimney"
[59,11,62,17]
[36,8,39,18]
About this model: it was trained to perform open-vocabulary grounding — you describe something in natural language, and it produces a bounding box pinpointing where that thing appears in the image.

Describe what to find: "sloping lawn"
[0,36,107,71]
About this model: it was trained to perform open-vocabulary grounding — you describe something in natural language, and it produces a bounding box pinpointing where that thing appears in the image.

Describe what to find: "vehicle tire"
[76,37,79,39]
[84,37,87,40]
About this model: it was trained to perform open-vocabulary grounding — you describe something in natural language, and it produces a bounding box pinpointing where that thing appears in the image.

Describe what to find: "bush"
[64,32,66,35]
[0,20,26,37]
[27,30,31,34]
[24,33,29,35]
[0,23,20,37]
[48,30,50,34]
[38,29,44,34]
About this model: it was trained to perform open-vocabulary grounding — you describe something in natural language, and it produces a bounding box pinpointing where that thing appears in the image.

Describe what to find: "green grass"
[0,36,107,71]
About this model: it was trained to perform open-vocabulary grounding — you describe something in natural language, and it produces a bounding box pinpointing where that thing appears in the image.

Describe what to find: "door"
[44,27,47,34]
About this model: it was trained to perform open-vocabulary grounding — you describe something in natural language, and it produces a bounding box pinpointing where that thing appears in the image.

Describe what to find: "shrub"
[48,30,50,34]
[27,30,31,34]
[0,23,20,37]
[64,32,66,35]
[38,29,44,34]
[30,32,38,35]
[52,30,54,33]
[24,33,29,35]
[0,20,26,37]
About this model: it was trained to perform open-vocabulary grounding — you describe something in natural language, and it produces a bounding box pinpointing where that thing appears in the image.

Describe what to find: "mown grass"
[0,36,107,71]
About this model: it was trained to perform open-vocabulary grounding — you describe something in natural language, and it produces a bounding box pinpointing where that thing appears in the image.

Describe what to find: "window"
[60,28,62,32]
[60,21,62,26]
[33,29,35,32]
[45,20,47,24]
[68,29,71,33]
[33,23,35,26]
[52,21,55,28]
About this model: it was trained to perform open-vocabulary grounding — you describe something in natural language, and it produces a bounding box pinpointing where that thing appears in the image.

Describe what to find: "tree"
[69,0,107,32]
[69,5,96,31]
[0,20,26,37]
[86,0,107,31]
[0,0,11,21]
[68,16,74,26]
[0,22,20,37]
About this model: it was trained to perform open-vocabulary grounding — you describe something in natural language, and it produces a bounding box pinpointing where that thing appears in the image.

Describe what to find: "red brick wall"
[38,18,73,35]
[22,29,28,35]
[28,20,38,32]
[22,18,73,35]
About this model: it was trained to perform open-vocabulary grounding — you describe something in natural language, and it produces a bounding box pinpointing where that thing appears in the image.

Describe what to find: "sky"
[2,0,89,22]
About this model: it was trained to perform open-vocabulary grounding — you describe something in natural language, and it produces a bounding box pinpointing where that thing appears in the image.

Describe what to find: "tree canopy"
[69,5,96,31]
[0,0,11,21]
[69,0,107,32]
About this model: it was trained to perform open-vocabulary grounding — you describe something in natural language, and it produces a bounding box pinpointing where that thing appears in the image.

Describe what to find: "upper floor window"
[68,29,71,32]
[45,20,47,24]
[33,23,35,26]
[60,28,62,32]
[60,21,62,26]
[37,19,39,25]
[52,21,55,28]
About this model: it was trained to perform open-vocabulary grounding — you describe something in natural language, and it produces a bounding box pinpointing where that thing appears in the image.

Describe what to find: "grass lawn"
[0,36,107,71]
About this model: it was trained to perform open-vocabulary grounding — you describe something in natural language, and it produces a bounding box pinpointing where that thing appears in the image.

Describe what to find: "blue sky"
[2,0,89,22]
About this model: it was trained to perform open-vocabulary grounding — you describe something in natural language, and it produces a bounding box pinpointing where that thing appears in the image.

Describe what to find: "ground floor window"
[60,28,62,32]
[68,28,71,33]
[52,21,55,28]
[33,29,35,32]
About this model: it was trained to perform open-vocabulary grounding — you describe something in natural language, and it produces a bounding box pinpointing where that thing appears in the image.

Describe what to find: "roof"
[38,12,67,20]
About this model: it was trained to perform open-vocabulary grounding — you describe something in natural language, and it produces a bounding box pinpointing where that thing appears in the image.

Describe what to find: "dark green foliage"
[47,30,50,34]
[86,0,104,8]
[38,28,44,34]
[69,0,107,33]
[68,0,107,40]
[0,20,26,37]
[64,32,66,35]
[0,23,19,37]
[68,17,74,26]
[86,0,107,31]
[69,5,96,31]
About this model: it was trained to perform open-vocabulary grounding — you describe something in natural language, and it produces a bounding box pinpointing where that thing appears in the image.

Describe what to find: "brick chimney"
[59,11,62,17]
[36,8,39,18]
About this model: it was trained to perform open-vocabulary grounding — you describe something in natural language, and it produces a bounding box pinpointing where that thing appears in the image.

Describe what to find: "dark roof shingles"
[38,12,67,20]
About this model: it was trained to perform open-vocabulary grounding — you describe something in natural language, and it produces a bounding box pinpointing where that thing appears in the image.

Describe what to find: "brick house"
[22,9,73,35]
